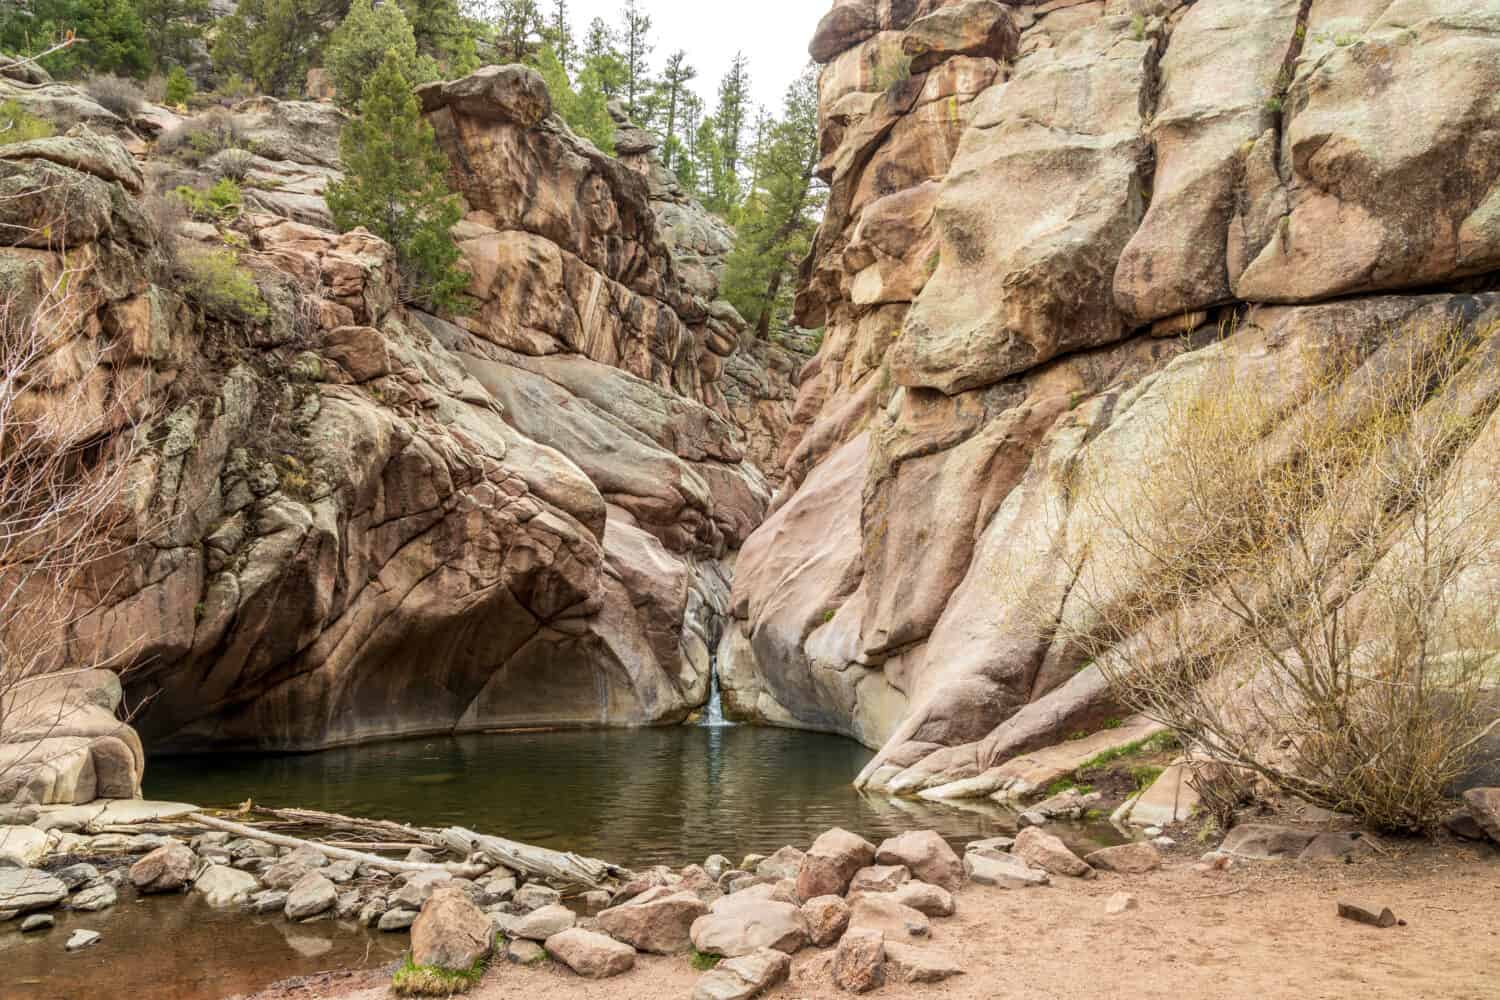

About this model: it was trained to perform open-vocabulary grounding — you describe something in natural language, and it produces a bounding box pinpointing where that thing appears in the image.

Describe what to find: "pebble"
[65,930,101,952]
[1104,893,1138,915]
[1142,826,1163,838]
[20,914,54,932]
[1152,836,1176,849]
[378,908,417,931]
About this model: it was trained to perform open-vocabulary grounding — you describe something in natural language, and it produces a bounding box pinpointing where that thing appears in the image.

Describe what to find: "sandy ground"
[243,839,1500,1000]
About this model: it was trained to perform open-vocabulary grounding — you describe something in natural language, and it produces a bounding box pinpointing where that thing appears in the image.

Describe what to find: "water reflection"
[148,727,1120,868]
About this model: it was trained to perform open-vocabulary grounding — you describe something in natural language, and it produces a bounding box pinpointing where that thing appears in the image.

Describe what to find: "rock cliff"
[725,0,1500,796]
[0,64,795,773]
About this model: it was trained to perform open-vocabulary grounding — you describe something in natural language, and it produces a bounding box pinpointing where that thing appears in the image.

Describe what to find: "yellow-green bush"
[180,248,268,323]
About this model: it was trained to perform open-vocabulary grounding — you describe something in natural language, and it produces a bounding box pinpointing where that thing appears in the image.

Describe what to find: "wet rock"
[847,895,929,940]
[1084,842,1162,874]
[129,844,196,893]
[691,946,792,1000]
[506,937,547,964]
[875,831,964,892]
[796,828,876,900]
[336,890,363,920]
[1014,828,1093,879]
[544,927,636,978]
[1219,825,1318,861]
[379,908,418,931]
[68,882,118,912]
[883,940,963,984]
[284,872,337,920]
[834,928,885,993]
[390,870,453,910]
[1461,788,1500,844]
[597,888,707,954]
[755,846,806,880]
[476,874,518,905]
[800,894,851,947]
[65,929,100,951]
[412,887,494,970]
[513,883,561,912]
[690,893,809,958]
[962,852,1048,888]
[260,861,314,891]
[1104,893,1138,915]
[848,865,909,895]
[357,895,387,927]
[248,890,289,915]
[514,902,576,941]
[194,864,260,907]
[322,860,358,884]
[21,913,54,932]
[226,838,278,861]
[53,863,99,891]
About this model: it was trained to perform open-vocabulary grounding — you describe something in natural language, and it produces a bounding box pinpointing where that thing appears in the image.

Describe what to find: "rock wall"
[0,64,796,770]
[725,0,1500,795]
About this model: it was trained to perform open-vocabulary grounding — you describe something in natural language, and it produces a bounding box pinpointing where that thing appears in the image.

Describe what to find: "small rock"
[476,874,518,906]
[506,937,547,964]
[1016,810,1047,828]
[884,880,955,918]
[1142,826,1163,838]
[1337,902,1401,928]
[65,929,101,951]
[800,894,851,947]
[357,896,387,927]
[53,864,99,891]
[965,836,1014,855]
[194,864,260,907]
[191,832,231,852]
[405,847,436,864]
[514,902,576,941]
[1461,788,1500,843]
[579,889,612,915]
[1218,824,1317,860]
[0,869,69,913]
[1014,827,1093,878]
[796,828,876,900]
[1084,842,1162,874]
[1300,832,1378,863]
[1443,810,1487,841]
[323,859,358,884]
[739,854,767,873]
[281,846,329,868]
[847,895,929,940]
[755,846,805,880]
[20,913,54,932]
[704,855,732,882]
[390,869,453,910]
[834,928,885,993]
[690,894,808,957]
[874,831,964,892]
[963,851,1048,888]
[1104,892,1138,915]
[226,838,278,861]
[848,864,909,895]
[544,927,636,978]
[260,861,314,892]
[68,883,118,912]
[883,940,963,983]
[379,907,418,931]
[336,890,363,920]
[411,887,494,970]
[691,946,791,1000]
[284,872,337,920]
[596,888,706,954]
[1153,836,1177,849]
[513,882,561,912]
[248,889,289,915]
[129,844,196,893]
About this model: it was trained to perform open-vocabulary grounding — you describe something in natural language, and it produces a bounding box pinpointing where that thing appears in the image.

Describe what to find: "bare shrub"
[158,108,246,166]
[84,75,146,120]
[1049,317,1500,833]
[213,147,256,182]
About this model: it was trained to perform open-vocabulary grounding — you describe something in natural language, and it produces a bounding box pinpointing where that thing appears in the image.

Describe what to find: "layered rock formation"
[1,64,793,767]
[725,0,1500,795]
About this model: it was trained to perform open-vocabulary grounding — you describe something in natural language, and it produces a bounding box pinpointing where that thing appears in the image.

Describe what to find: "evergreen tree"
[326,0,432,110]
[213,0,347,97]
[1,0,152,78]
[492,0,545,62]
[399,0,477,71]
[715,52,750,178]
[546,0,572,71]
[327,49,467,312]
[722,65,824,339]
[617,0,653,121]
[672,91,704,194]
[655,49,695,169]
[137,0,207,71]
[580,16,625,100]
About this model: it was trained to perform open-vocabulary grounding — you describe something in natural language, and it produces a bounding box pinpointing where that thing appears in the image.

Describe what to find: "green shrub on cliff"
[326,49,466,313]
[0,101,55,145]
[180,248,269,323]
[164,64,194,106]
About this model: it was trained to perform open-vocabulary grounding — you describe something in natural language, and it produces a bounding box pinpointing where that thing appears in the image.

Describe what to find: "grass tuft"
[391,954,487,997]
[690,949,722,971]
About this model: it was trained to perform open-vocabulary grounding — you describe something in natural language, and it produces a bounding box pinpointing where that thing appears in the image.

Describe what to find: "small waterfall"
[701,667,731,727]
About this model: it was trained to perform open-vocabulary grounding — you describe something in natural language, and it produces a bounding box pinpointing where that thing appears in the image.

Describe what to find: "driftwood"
[189,813,487,877]
[258,807,447,848]
[441,826,631,891]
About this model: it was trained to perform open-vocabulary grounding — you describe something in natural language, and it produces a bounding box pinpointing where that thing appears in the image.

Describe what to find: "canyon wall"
[0,63,797,777]
[724,0,1500,796]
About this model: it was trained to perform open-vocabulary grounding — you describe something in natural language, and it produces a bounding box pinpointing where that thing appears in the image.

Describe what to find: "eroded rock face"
[2,66,795,763]
[728,0,1500,798]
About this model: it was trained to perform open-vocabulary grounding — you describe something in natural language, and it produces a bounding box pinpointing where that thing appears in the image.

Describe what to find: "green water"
[146,726,1113,868]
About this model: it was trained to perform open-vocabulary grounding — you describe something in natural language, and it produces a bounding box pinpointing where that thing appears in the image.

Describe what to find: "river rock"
[848,864,909,895]
[194,864,260,907]
[800,894,851,947]
[357,895,387,927]
[704,855,732,881]
[129,844,196,893]
[506,937,547,964]
[796,828,876,900]
[513,883,561,912]
[405,847,435,864]
[848,895,929,940]
[514,902,576,941]
[284,872,337,920]
[336,890,363,920]
[1014,828,1093,879]
[1218,825,1318,861]
[1461,788,1500,844]
[226,838,278,861]
[691,893,808,957]
[880,881,954,918]
[68,882,118,912]
[965,837,1014,856]
[379,908,418,931]
[411,887,494,970]
[248,889,289,915]
[53,863,99,891]
[691,946,792,1000]
[875,831,964,892]
[390,870,453,910]
[65,929,101,951]
[477,874,518,905]
[544,927,636,978]
[261,861,314,892]
[1085,842,1162,875]
[755,846,806,880]
[322,859,358,884]
[884,940,963,984]
[21,912,54,932]
[0,826,47,866]
[834,928,885,993]
[962,852,1048,889]
[597,888,707,953]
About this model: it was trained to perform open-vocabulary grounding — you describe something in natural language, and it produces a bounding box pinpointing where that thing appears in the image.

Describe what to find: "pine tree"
[534,44,614,153]
[213,0,347,97]
[617,0,653,121]
[580,16,625,100]
[673,91,704,195]
[326,0,431,110]
[327,49,467,312]
[716,52,751,178]
[492,0,545,62]
[2,0,152,78]
[137,0,208,71]
[399,0,477,71]
[722,65,824,339]
[546,0,572,71]
[655,49,695,169]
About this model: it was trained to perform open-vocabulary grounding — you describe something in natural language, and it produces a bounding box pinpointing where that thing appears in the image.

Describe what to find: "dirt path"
[247,841,1500,1000]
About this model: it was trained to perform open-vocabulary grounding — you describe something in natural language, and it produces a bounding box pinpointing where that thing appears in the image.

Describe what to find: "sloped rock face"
[2,64,793,758]
[726,0,1500,795]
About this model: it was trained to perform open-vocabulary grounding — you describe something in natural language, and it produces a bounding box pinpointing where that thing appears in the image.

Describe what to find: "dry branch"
[189,812,488,877]
[440,826,630,890]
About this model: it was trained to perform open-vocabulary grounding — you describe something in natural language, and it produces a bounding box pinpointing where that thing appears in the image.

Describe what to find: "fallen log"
[189,813,488,878]
[258,807,447,848]
[440,826,631,891]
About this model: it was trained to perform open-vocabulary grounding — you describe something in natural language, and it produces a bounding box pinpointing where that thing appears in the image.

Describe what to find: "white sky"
[561,0,825,114]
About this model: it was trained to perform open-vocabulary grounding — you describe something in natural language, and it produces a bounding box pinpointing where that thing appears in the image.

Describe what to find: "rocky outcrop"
[0,63,794,759]
[726,0,1500,795]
